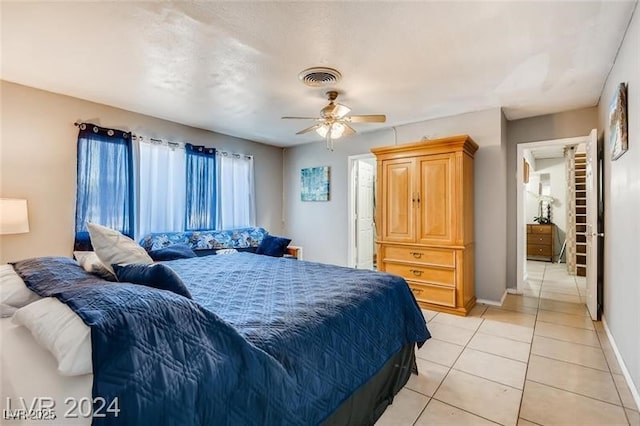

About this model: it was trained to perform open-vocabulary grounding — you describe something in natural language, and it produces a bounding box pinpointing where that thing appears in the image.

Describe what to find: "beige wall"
[597,7,640,400]
[0,81,284,263]
[505,106,599,287]
[284,108,509,302]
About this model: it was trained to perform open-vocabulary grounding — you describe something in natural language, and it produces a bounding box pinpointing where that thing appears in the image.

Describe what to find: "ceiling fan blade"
[296,124,322,135]
[333,103,351,118]
[346,114,386,123]
[282,116,322,120]
[343,123,357,136]
[322,103,351,119]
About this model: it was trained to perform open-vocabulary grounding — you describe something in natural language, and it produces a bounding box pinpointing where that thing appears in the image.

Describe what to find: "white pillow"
[0,303,17,318]
[0,264,41,308]
[87,222,153,273]
[12,297,92,376]
[74,251,116,280]
[216,248,238,255]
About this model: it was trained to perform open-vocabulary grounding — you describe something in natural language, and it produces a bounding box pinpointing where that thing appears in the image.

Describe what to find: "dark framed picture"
[609,82,628,161]
[301,166,330,201]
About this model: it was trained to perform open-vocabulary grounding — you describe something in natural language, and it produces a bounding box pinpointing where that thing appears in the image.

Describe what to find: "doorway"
[516,130,601,320]
[347,154,377,270]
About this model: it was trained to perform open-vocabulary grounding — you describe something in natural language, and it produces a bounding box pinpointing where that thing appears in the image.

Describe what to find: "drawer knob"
[410,269,423,276]
[412,288,423,294]
[410,251,423,259]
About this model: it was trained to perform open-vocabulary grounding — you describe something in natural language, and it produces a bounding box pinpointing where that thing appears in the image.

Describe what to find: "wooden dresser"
[372,135,478,316]
[527,224,555,262]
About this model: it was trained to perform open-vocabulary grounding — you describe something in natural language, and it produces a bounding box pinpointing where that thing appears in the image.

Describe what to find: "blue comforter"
[14,255,429,425]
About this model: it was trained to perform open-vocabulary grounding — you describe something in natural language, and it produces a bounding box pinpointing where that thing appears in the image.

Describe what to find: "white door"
[356,160,375,270]
[585,129,599,320]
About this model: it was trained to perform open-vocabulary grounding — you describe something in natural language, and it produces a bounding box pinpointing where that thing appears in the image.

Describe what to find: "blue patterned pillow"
[148,244,197,261]
[256,235,291,257]
[112,264,192,299]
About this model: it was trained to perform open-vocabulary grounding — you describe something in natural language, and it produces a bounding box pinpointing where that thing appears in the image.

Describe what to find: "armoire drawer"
[384,262,455,287]
[408,282,456,307]
[382,246,455,267]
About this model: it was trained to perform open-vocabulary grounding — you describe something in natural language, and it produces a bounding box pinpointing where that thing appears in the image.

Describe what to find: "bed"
[4,253,429,425]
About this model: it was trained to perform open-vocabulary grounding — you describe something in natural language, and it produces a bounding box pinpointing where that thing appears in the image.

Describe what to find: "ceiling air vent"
[298,67,342,87]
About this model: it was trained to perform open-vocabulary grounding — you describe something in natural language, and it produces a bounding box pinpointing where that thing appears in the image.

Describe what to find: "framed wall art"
[609,82,628,161]
[301,166,330,201]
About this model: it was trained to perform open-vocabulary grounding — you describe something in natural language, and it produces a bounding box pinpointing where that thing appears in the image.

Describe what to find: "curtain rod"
[74,121,252,158]
[217,151,253,160]
[133,134,183,148]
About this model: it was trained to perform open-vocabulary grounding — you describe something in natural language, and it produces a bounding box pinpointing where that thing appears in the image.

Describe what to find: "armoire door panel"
[381,159,415,242]
[417,155,454,244]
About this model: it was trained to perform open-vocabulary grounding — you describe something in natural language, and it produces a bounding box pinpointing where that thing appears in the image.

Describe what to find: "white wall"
[0,81,284,263]
[525,173,542,225]
[533,158,567,259]
[597,5,640,401]
[284,107,508,302]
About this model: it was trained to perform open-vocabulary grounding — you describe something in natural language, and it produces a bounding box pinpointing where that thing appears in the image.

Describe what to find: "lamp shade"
[0,198,30,235]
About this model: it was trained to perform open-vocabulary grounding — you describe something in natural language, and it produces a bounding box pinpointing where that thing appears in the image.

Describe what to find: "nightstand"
[284,246,303,260]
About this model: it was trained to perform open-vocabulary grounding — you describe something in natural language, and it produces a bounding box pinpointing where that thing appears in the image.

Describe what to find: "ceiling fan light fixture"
[315,123,345,139]
[315,124,327,138]
[331,122,345,138]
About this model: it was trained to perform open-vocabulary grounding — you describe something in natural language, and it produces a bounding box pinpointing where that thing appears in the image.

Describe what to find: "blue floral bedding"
[13,255,429,425]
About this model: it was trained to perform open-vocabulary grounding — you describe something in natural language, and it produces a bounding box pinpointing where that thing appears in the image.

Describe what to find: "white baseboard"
[477,289,508,307]
[602,315,640,411]
[506,288,520,295]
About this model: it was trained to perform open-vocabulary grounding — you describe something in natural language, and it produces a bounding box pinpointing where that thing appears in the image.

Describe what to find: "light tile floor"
[377,261,639,425]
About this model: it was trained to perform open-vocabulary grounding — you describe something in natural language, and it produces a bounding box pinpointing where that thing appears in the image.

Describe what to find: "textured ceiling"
[529,146,566,160]
[1,1,636,147]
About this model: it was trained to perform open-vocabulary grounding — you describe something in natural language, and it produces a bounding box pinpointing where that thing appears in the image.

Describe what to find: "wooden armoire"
[372,135,478,316]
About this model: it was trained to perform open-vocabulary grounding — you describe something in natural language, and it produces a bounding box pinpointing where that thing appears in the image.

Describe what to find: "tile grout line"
[428,397,504,425]
[535,317,597,332]
[518,416,544,426]
[463,344,529,364]
[531,332,603,349]
[525,378,627,408]
[515,260,545,422]
[530,352,622,374]
[447,366,525,392]
[413,307,498,424]
[474,329,533,345]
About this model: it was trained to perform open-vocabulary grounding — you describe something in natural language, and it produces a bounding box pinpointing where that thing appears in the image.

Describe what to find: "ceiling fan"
[282,91,386,150]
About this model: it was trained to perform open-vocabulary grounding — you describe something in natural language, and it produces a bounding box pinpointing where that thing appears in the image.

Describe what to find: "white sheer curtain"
[137,138,186,238]
[216,152,256,229]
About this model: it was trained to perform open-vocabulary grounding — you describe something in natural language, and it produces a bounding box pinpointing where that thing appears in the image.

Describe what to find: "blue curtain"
[185,144,217,231]
[74,123,133,250]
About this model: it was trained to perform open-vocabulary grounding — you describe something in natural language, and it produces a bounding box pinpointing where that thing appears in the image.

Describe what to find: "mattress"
[0,318,91,425]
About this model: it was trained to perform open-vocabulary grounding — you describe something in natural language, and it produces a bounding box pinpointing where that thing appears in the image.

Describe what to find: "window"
[74,124,133,250]
[75,124,256,243]
[216,152,256,229]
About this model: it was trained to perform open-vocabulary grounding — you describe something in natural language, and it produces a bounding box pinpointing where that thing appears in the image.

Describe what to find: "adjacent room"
[1,1,639,425]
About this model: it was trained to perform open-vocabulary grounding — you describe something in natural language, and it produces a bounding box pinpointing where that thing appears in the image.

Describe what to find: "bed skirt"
[323,344,417,425]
